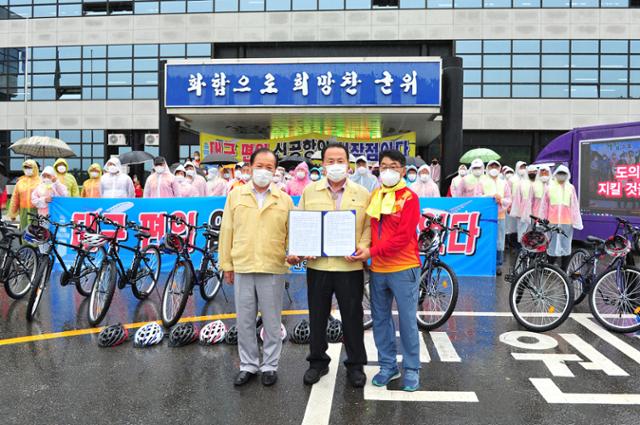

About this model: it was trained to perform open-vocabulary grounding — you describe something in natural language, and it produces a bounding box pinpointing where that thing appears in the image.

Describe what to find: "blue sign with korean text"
[164,60,441,108]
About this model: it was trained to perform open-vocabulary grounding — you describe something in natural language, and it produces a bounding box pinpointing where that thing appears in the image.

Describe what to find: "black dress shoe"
[347,369,366,388]
[303,367,329,385]
[496,268,503,276]
[262,371,278,386]
[234,371,256,386]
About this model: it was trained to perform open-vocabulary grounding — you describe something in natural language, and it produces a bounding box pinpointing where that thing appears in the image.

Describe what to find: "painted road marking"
[572,314,640,365]
[559,333,628,376]
[301,343,342,425]
[430,332,462,362]
[511,353,583,377]
[363,366,479,402]
[531,378,640,405]
[363,330,431,363]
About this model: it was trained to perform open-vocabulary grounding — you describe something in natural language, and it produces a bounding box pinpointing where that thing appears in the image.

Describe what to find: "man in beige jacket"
[219,148,295,388]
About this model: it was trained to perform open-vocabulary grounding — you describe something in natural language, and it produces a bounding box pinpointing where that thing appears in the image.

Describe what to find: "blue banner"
[49,196,496,277]
[165,60,441,108]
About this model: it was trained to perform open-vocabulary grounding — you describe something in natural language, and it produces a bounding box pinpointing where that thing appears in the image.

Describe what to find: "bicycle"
[565,235,608,305]
[0,220,38,299]
[416,213,467,330]
[88,214,161,326]
[509,215,574,332]
[588,217,640,333]
[160,213,224,327]
[25,213,107,321]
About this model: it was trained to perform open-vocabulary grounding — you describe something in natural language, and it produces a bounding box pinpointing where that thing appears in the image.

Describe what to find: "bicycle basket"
[521,230,548,253]
[418,229,440,255]
[159,234,184,254]
[604,235,631,258]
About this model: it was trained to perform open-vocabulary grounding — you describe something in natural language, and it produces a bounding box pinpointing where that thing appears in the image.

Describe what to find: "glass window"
[107,72,132,85]
[483,69,510,83]
[512,55,540,68]
[512,85,539,97]
[160,44,185,58]
[134,2,160,13]
[134,72,158,85]
[31,88,56,100]
[455,0,481,6]
[83,45,106,58]
[319,0,342,8]
[600,85,627,98]
[32,74,55,87]
[108,45,133,58]
[32,47,56,60]
[33,5,56,17]
[108,59,132,71]
[483,55,510,68]
[134,58,158,71]
[160,1,186,13]
[542,40,569,54]
[512,69,539,83]
[187,0,213,10]
[631,56,640,69]
[541,0,568,5]
[571,0,596,6]
[482,85,509,97]
[59,60,81,73]
[59,130,81,142]
[427,0,452,6]
[32,60,56,73]
[9,6,32,18]
[58,4,82,16]
[513,40,540,53]
[600,70,628,84]
[601,0,628,5]
[459,55,481,68]
[513,0,540,5]
[59,73,81,86]
[83,59,106,72]
[240,0,264,9]
[187,43,211,57]
[400,0,425,7]
[107,86,132,99]
[571,40,598,54]
[630,86,640,99]
[541,54,569,68]
[267,0,291,8]
[541,84,568,98]
[601,55,628,69]
[134,44,158,57]
[483,0,510,7]
[542,69,569,83]
[83,73,106,85]
[483,40,510,54]
[134,86,158,99]
[630,71,640,84]
[456,41,482,54]
[601,40,628,54]
[463,70,481,83]
[631,42,640,54]
[571,55,598,68]
[571,69,598,83]
[215,0,238,10]
[83,87,106,100]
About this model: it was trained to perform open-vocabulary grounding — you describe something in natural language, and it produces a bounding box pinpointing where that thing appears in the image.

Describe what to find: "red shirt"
[370,187,421,273]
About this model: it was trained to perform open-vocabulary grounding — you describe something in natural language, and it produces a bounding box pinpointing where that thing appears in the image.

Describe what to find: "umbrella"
[169,162,206,177]
[10,136,75,158]
[201,153,238,165]
[405,156,427,168]
[118,150,154,165]
[279,155,306,170]
[460,148,501,164]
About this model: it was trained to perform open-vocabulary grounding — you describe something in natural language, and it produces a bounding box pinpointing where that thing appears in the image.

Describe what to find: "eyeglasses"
[379,165,403,172]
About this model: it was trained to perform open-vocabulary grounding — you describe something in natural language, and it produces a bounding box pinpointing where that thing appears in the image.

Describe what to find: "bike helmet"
[418,229,440,255]
[82,232,108,249]
[168,323,199,347]
[159,234,184,254]
[605,235,631,258]
[259,323,287,343]
[199,320,227,345]
[521,230,548,253]
[326,318,343,343]
[23,224,50,245]
[133,322,164,347]
[225,325,238,345]
[290,319,311,344]
[97,324,129,347]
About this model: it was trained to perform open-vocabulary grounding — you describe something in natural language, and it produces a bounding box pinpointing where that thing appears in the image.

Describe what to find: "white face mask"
[459,169,467,177]
[24,168,34,177]
[155,165,166,174]
[488,168,500,178]
[186,169,195,177]
[42,177,52,185]
[310,174,320,181]
[407,173,417,182]
[252,168,273,187]
[175,175,186,183]
[57,165,66,174]
[90,171,100,178]
[325,164,348,183]
[107,165,118,174]
[296,171,306,180]
[505,173,514,180]
[540,175,550,183]
[556,174,568,183]
[419,173,431,183]
[380,170,401,187]
[356,166,368,175]
[240,173,251,182]
[472,169,483,177]
[518,169,526,177]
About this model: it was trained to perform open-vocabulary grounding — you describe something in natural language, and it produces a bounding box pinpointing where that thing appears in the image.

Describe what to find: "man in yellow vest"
[484,160,512,276]
[538,165,583,269]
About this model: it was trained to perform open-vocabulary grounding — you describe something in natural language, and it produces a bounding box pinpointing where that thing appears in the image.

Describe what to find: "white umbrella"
[10,136,75,158]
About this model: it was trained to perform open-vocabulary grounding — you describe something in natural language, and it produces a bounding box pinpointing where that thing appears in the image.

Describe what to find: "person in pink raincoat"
[450,165,467,197]
[31,166,68,216]
[510,164,538,242]
[532,165,551,217]
[483,160,512,275]
[174,165,199,197]
[143,156,179,198]
[411,164,441,198]
[285,161,311,196]
[206,166,228,196]
[459,159,489,197]
[538,164,583,268]
[184,160,207,196]
[272,168,287,191]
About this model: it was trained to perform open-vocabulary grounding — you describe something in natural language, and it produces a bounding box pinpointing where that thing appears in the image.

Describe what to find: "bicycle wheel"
[198,255,222,301]
[417,261,459,330]
[131,246,161,300]
[589,265,640,333]
[88,260,117,326]
[509,263,573,332]
[362,270,372,330]
[75,246,107,297]
[26,258,51,322]
[566,248,590,305]
[161,261,192,327]
[4,245,38,299]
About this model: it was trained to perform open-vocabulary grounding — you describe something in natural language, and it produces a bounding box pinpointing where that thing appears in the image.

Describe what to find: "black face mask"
[528,173,537,181]
[432,161,438,165]
[372,170,380,177]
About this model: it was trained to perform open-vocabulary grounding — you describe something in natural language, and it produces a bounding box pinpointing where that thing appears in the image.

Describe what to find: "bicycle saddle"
[586,235,605,245]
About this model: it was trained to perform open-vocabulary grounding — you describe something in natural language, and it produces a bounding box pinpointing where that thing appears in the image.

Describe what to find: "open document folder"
[288,210,357,257]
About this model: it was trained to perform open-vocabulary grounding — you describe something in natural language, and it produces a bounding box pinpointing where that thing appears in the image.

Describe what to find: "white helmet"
[199,320,227,345]
[259,323,287,343]
[82,233,108,249]
[134,322,164,347]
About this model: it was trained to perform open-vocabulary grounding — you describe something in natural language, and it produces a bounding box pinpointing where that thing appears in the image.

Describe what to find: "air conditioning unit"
[145,133,159,146]
[108,133,127,146]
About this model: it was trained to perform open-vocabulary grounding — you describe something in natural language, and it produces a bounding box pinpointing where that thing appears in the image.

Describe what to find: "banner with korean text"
[49,196,496,277]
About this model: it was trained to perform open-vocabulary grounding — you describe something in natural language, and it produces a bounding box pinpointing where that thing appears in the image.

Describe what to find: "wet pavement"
[1,254,640,425]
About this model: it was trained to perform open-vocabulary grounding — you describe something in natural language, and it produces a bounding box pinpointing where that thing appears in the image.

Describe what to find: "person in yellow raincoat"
[54,158,79,197]
[8,160,41,229]
[81,163,102,198]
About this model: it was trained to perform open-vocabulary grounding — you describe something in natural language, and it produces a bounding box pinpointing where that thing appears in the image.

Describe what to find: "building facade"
[1,4,640,177]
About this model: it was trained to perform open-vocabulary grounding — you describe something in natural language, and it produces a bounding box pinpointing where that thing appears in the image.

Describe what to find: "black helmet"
[290,319,311,344]
[97,324,128,347]
[326,318,343,343]
[168,323,199,347]
[225,325,238,345]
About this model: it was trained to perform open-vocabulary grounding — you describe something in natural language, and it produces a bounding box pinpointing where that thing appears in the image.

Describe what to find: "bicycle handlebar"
[421,213,470,235]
